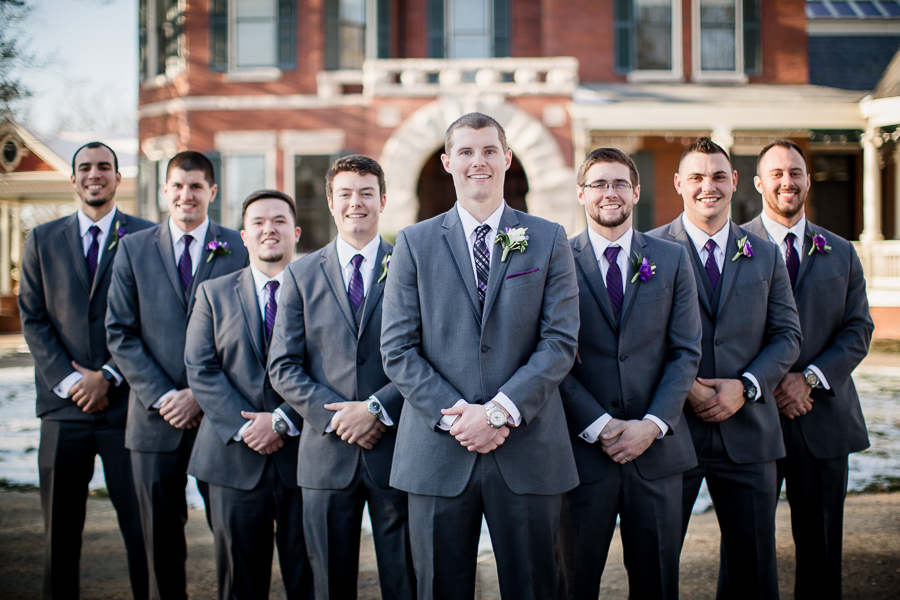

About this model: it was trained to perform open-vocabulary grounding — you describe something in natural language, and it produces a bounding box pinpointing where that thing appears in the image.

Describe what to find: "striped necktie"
[264,280,279,342]
[474,224,491,307]
[604,245,623,313]
[704,239,720,292]
[178,235,194,291]
[85,225,101,282]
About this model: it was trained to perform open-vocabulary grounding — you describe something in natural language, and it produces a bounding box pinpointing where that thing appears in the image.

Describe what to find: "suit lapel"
[794,222,817,294]
[320,240,359,338]
[64,213,92,295]
[189,221,219,305]
[236,269,266,369]
[668,216,713,317]
[572,230,618,333]
[441,208,483,325]
[481,205,517,323]
[90,209,122,298]
[358,238,391,339]
[715,221,745,321]
[155,223,188,311]
[617,229,645,327]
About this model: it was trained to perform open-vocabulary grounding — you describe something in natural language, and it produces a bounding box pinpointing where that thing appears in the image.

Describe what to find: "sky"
[16,0,138,135]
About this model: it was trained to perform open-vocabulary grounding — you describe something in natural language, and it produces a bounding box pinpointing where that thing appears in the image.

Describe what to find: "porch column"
[861,128,884,242]
[711,127,735,219]
[0,202,10,295]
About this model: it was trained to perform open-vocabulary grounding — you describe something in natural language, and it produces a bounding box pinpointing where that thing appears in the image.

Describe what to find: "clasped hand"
[69,361,109,414]
[159,388,203,429]
[442,403,509,454]
[599,418,660,464]
[774,372,813,419]
[324,401,386,450]
[687,378,744,423]
[240,411,284,455]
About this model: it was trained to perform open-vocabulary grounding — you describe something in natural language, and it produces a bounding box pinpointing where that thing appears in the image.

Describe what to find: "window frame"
[617,0,685,83]
[691,0,750,83]
[139,0,186,85]
[222,0,295,81]
[214,131,278,230]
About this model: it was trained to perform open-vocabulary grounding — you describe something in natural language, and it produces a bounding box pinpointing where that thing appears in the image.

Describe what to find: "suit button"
[475,396,483,404]
[481,345,489,353]
[357,357,366,365]
[715,339,722,346]
[619,355,626,362]
[612,401,619,408]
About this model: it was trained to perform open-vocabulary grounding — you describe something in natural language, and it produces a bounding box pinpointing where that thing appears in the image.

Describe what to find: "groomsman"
[648,137,801,599]
[559,148,702,600]
[185,189,313,599]
[19,142,152,600]
[381,113,580,600]
[269,155,415,600]
[107,151,249,600]
[742,140,872,599]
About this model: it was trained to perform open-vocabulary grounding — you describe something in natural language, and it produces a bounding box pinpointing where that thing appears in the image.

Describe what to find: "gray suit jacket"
[106,220,249,452]
[743,216,872,459]
[382,204,580,497]
[560,229,702,483]
[648,216,802,464]
[268,237,403,490]
[19,209,154,425]
[184,267,300,490]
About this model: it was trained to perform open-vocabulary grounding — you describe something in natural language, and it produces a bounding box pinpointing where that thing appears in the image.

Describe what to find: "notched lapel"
[794,224,817,293]
[669,217,713,317]
[442,210,483,325]
[189,222,219,304]
[320,242,359,338]
[64,214,92,295]
[715,222,745,321]
[573,230,618,332]
[617,230,646,326]
[156,224,188,311]
[358,239,392,338]
[90,209,122,298]
[481,205,518,322]
[236,270,266,368]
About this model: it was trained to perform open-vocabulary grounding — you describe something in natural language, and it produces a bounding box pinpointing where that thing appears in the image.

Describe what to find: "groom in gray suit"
[648,138,801,600]
[742,140,872,600]
[381,113,580,600]
[269,155,415,600]
[559,148,702,600]
[107,151,249,600]
[185,189,313,600]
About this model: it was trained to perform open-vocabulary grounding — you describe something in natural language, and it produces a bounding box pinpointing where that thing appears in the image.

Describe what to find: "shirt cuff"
[53,371,83,398]
[492,392,522,427]
[371,396,394,427]
[807,365,830,390]
[101,365,123,387]
[437,399,469,431]
[643,414,668,438]
[233,419,253,442]
[152,389,177,410]
[274,408,300,436]
[579,413,612,443]
[742,373,762,402]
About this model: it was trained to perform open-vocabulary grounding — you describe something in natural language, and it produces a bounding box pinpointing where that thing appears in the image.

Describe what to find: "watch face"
[488,409,506,428]
[273,417,288,434]
[805,371,819,387]
[367,400,382,416]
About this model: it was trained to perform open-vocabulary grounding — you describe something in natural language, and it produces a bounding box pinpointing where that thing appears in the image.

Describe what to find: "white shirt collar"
[681,213,730,256]
[457,201,506,241]
[760,211,806,247]
[587,226,634,264]
[77,206,117,237]
[169,216,210,246]
[250,264,284,295]
[335,234,381,269]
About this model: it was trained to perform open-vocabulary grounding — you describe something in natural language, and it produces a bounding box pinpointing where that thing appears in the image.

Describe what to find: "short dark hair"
[325,154,386,200]
[166,151,216,186]
[679,137,732,169]
[242,189,297,224]
[577,148,640,187]
[757,140,807,174]
[71,141,119,175]
[444,112,509,155]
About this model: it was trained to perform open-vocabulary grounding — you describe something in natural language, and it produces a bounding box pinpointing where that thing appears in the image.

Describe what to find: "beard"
[82,195,113,207]
[259,250,285,263]
[763,187,805,220]
[586,202,633,229]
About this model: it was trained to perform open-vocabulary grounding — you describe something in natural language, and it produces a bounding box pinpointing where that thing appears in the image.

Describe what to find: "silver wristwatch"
[366,396,383,419]
[485,401,507,429]
[272,412,288,435]
[803,368,820,388]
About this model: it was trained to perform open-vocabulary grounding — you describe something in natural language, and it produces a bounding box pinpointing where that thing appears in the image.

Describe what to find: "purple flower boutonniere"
[107,220,127,250]
[629,251,656,284]
[731,236,753,262]
[205,240,231,263]
[377,253,391,283]
[807,232,832,256]
[494,227,529,262]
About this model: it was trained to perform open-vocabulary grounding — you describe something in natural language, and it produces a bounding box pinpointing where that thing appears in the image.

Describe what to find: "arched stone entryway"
[377,97,575,234]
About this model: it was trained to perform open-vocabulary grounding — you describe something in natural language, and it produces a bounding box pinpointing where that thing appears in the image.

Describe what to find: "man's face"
[577,161,639,230]
[70,146,121,208]
[328,171,385,241]
[441,126,512,205]
[164,168,217,227]
[755,145,810,221]
[674,152,737,226]
[241,198,300,264]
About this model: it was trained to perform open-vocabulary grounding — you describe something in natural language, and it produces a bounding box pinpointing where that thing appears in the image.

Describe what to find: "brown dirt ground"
[0,490,897,599]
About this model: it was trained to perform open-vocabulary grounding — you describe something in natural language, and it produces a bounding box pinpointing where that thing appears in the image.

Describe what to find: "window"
[615,0,683,81]
[210,0,296,74]
[139,0,185,82]
[427,0,510,59]
[223,155,267,229]
[294,155,335,253]
[324,0,390,70]
[691,0,760,82]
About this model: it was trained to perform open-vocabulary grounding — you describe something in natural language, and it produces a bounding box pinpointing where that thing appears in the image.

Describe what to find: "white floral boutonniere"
[494,227,529,262]
[107,220,128,251]
[377,253,391,283]
[629,251,656,284]
[731,236,753,262]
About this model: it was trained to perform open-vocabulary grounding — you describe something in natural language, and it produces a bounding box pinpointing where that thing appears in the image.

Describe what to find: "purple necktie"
[348,254,365,312]
[704,239,720,292]
[178,235,194,291]
[784,232,799,290]
[604,246,623,314]
[85,225,101,282]
[264,280,279,342]
[474,224,491,307]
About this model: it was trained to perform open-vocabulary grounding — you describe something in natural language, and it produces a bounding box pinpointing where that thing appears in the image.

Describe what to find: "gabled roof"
[0,121,71,174]
[875,45,900,97]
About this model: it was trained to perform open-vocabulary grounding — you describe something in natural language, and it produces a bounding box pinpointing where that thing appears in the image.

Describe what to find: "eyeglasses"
[581,180,634,193]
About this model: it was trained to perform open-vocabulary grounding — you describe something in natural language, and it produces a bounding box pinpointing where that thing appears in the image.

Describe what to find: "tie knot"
[182,234,194,249]
[265,280,279,295]
[785,232,796,244]
[89,225,101,240]
[603,245,620,263]
[704,239,717,254]
[351,254,364,269]
[475,224,491,242]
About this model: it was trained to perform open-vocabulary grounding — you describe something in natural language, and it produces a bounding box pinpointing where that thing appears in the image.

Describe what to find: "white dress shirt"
[578,227,667,443]
[758,212,830,390]
[438,202,521,431]
[52,208,123,398]
[681,215,762,400]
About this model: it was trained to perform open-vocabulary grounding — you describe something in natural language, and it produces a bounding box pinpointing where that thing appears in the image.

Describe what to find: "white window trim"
[691,0,749,84]
[227,0,284,80]
[625,0,684,83]
[140,0,186,89]
[215,131,278,228]
[279,130,347,197]
[445,0,494,59]
[141,135,180,221]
